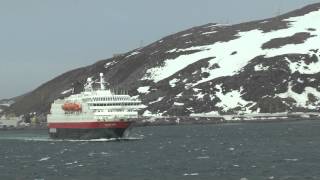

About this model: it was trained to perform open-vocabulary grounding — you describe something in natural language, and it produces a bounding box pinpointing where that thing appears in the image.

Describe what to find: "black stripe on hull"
[49,128,127,140]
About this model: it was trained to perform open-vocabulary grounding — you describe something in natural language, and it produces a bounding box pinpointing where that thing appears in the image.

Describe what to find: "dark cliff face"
[3,3,320,116]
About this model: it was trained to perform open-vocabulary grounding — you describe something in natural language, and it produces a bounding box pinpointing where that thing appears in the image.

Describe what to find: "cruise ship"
[47,73,144,139]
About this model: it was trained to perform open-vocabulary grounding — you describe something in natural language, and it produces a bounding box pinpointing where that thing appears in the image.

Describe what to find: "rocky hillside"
[2,3,320,116]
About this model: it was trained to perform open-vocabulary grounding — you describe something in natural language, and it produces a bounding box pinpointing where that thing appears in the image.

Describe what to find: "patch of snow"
[254,64,269,71]
[143,110,153,117]
[176,92,183,98]
[201,67,210,74]
[131,95,139,99]
[0,100,14,107]
[150,50,159,55]
[166,46,208,54]
[185,83,193,89]
[194,92,205,99]
[190,111,220,117]
[167,48,177,53]
[202,31,217,35]
[286,56,320,74]
[149,97,164,104]
[125,51,140,58]
[169,78,179,87]
[173,102,184,106]
[206,23,223,28]
[297,78,304,83]
[277,83,320,109]
[61,88,73,95]
[143,117,157,123]
[193,88,202,92]
[186,107,194,112]
[308,78,316,82]
[104,61,116,68]
[137,86,150,94]
[143,10,320,84]
[181,33,192,37]
[215,85,254,113]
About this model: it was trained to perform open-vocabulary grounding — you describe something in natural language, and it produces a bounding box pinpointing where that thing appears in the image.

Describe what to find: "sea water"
[1,120,320,180]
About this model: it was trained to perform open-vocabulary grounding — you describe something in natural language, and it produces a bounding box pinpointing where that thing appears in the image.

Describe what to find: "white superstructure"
[47,73,144,123]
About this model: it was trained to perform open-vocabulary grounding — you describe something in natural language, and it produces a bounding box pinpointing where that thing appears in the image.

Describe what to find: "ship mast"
[99,73,106,90]
[85,73,111,93]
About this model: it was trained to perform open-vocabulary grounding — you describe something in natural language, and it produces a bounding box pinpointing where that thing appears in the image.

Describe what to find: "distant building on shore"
[0,116,29,129]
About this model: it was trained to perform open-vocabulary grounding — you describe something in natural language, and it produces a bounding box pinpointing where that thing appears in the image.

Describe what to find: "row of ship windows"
[88,97,130,101]
[97,116,136,121]
[90,103,140,106]
[96,109,136,112]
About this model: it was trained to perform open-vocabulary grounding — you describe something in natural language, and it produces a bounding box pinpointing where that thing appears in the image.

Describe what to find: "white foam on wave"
[196,156,210,159]
[1,136,143,142]
[38,156,50,161]
[284,158,299,162]
[88,151,111,157]
[183,173,199,176]
[65,161,79,165]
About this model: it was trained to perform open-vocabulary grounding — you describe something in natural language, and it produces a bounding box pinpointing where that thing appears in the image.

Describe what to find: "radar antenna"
[84,77,94,91]
[95,73,110,90]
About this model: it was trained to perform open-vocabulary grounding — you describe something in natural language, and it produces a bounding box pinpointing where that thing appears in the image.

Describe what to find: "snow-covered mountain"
[2,3,320,116]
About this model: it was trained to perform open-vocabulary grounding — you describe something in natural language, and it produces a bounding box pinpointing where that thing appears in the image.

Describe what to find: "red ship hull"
[48,121,132,139]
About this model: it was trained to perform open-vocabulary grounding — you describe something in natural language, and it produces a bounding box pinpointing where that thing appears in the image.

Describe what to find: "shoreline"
[134,112,320,126]
[134,118,305,127]
[2,112,320,131]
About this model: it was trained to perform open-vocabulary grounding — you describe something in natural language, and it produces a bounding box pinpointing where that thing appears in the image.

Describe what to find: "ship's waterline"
[48,121,132,139]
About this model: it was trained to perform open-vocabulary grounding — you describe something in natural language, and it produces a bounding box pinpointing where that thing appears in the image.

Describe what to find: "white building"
[0,116,22,128]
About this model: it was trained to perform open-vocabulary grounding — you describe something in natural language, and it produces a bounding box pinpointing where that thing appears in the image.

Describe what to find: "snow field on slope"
[215,85,254,113]
[142,9,320,85]
[277,83,320,109]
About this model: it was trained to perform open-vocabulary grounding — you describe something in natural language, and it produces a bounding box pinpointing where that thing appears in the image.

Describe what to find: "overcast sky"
[0,0,319,99]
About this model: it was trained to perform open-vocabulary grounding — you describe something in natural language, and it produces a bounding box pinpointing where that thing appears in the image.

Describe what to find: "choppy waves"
[0,135,143,142]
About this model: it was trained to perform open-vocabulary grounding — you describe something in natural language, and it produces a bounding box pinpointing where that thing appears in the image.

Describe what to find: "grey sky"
[0,0,319,99]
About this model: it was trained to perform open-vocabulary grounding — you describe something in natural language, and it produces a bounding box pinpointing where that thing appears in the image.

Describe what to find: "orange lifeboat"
[62,103,82,111]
